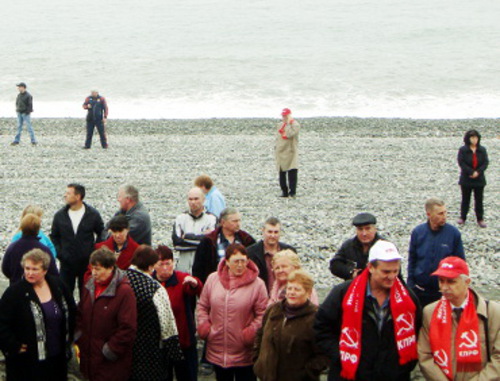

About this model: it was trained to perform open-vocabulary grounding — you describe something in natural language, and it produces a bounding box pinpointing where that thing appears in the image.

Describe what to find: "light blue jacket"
[205,186,226,218]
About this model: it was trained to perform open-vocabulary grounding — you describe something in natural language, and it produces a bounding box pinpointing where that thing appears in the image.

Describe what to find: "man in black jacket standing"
[247,217,295,293]
[329,213,381,281]
[11,82,37,145]
[50,183,104,293]
[315,240,421,381]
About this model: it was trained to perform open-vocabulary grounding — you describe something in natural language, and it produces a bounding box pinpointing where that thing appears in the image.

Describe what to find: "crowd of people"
[3,116,497,381]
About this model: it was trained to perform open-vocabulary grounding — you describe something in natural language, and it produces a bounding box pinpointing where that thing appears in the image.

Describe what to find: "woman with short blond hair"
[11,205,57,257]
[0,249,76,380]
[254,270,328,380]
[269,250,318,305]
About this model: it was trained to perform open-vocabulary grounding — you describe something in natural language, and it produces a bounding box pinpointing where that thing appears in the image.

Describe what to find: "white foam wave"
[0,93,498,120]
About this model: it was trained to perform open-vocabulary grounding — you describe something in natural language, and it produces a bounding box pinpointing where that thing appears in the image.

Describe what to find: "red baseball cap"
[431,256,469,278]
[281,108,291,116]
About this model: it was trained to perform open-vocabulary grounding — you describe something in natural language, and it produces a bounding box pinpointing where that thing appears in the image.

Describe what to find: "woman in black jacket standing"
[0,249,76,380]
[457,129,489,228]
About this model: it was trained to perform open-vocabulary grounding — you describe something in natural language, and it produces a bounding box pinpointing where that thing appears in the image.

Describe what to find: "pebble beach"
[0,117,499,380]
[1,117,498,296]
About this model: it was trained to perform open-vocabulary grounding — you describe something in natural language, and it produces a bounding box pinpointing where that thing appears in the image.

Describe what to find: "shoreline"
[1,116,499,138]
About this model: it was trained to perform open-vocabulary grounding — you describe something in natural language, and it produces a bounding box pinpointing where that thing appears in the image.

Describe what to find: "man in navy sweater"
[407,197,464,306]
[82,90,108,149]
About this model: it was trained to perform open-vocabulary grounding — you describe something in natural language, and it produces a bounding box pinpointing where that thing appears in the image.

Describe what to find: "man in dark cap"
[11,82,37,146]
[329,213,381,280]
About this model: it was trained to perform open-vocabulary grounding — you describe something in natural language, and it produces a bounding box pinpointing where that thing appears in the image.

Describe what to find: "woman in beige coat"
[275,108,299,197]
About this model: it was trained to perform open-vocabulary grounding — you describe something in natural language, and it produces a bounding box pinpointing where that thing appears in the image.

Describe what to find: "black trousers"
[167,344,198,381]
[213,365,255,381]
[60,264,86,295]
[279,169,298,196]
[85,119,107,148]
[460,185,484,221]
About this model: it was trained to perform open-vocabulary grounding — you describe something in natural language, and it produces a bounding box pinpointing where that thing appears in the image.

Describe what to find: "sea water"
[1,0,499,119]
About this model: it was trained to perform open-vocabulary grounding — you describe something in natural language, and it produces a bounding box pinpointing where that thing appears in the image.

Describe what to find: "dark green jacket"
[16,91,33,114]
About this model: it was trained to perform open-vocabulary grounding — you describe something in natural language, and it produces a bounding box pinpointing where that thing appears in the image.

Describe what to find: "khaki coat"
[418,289,500,380]
[275,120,299,171]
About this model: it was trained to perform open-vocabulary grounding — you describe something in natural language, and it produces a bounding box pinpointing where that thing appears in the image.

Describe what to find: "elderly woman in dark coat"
[254,270,328,381]
[126,245,182,381]
[457,129,489,228]
[76,247,137,381]
[0,249,76,381]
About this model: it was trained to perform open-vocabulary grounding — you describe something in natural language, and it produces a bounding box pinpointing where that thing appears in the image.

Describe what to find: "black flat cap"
[352,213,377,226]
[16,82,27,88]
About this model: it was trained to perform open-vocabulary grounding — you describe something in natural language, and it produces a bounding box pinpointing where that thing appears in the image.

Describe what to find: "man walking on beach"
[407,197,465,307]
[315,240,421,381]
[418,256,500,380]
[11,82,37,145]
[329,212,381,281]
[82,89,108,149]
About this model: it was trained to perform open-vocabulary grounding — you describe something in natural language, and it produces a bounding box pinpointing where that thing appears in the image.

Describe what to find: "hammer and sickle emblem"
[459,330,478,349]
[340,327,359,349]
[396,313,414,335]
[434,349,449,368]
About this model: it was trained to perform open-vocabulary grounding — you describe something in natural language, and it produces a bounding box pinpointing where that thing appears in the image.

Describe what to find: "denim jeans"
[14,112,37,143]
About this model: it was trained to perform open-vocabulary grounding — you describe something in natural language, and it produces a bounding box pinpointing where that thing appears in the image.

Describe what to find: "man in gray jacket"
[109,185,152,245]
[11,82,37,145]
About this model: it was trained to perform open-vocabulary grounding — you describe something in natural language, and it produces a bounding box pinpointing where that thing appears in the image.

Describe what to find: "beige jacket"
[275,119,299,171]
[418,289,500,380]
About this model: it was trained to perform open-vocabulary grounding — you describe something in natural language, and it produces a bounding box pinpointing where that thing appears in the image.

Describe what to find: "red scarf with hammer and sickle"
[429,291,482,380]
[339,268,417,379]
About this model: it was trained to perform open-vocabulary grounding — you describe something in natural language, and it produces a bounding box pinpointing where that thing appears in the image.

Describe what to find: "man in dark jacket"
[315,240,422,381]
[407,197,464,307]
[11,82,37,145]
[50,183,104,293]
[329,213,381,281]
[82,90,108,149]
[192,207,255,284]
[247,216,295,293]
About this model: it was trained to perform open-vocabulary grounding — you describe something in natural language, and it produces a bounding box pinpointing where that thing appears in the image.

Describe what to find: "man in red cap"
[275,108,300,197]
[418,257,499,380]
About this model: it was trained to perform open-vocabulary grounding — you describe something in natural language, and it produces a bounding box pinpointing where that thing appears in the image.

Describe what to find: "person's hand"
[103,118,107,125]
[183,276,198,288]
[19,344,28,353]
[87,104,92,108]
[470,171,479,179]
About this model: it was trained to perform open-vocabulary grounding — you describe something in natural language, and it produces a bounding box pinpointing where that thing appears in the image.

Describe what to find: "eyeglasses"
[229,259,248,265]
